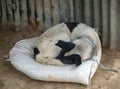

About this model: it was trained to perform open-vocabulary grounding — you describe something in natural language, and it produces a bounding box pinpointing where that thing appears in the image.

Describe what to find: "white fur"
[65,23,101,62]
[65,38,93,61]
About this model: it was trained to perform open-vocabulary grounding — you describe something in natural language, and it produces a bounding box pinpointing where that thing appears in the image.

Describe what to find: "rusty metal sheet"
[1,0,7,24]
[0,0,120,50]
[44,0,52,29]
[51,0,60,25]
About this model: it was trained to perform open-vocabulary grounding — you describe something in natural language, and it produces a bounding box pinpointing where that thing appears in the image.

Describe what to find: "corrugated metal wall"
[0,0,120,50]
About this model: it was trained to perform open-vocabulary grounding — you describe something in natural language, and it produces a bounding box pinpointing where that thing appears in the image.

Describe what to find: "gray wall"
[0,0,120,50]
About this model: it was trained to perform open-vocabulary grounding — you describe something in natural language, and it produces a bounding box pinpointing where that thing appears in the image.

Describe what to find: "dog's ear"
[33,47,40,59]
[55,40,75,52]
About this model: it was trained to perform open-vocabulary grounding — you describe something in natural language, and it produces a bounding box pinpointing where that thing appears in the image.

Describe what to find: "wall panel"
[0,0,119,50]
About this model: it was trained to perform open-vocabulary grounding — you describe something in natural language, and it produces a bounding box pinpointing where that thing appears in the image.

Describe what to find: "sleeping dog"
[34,23,100,66]
[34,39,82,66]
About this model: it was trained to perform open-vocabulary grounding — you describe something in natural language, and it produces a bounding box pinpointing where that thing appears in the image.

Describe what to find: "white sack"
[9,23,101,85]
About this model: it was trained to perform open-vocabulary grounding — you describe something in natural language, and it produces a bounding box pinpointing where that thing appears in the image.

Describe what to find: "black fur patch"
[33,47,40,59]
[55,40,75,52]
[56,50,82,66]
[65,22,79,32]
[56,40,82,66]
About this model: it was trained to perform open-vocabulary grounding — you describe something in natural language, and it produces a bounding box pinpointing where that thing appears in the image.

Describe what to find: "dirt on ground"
[0,27,120,89]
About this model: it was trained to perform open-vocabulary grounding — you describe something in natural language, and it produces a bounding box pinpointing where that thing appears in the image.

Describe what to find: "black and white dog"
[34,22,100,66]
